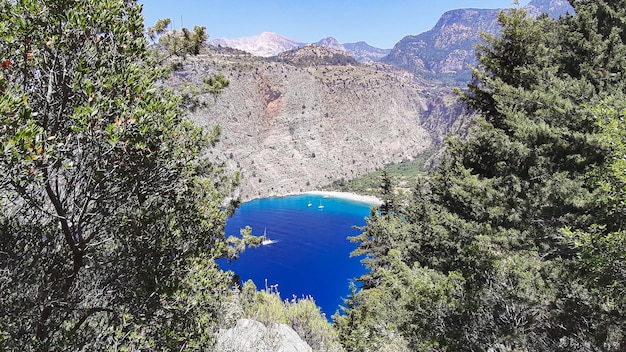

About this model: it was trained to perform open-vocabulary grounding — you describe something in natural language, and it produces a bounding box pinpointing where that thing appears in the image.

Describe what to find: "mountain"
[209,32,304,57]
[343,42,391,62]
[382,8,500,82]
[174,46,464,200]
[211,33,389,63]
[525,0,574,18]
[190,0,575,200]
[314,37,346,52]
[381,0,574,82]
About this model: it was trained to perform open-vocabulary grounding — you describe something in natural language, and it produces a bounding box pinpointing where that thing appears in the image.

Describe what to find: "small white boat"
[318,200,324,209]
[261,228,276,245]
[308,200,312,207]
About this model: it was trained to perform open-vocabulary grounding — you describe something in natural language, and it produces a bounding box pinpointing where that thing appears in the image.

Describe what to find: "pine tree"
[339,3,626,350]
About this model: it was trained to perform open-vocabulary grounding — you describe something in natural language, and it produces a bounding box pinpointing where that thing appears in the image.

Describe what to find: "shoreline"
[240,190,383,206]
[302,190,382,206]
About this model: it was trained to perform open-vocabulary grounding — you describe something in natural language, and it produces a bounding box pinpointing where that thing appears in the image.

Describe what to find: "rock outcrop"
[217,319,312,352]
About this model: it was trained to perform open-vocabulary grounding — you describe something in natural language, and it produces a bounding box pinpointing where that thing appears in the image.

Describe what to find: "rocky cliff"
[382,8,500,82]
[381,0,574,82]
[175,46,462,201]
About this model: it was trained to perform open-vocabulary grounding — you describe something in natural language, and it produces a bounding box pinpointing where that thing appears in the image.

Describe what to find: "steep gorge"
[178,46,464,200]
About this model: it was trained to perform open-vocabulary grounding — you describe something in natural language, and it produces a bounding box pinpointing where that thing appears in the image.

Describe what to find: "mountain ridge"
[381,0,574,81]
[208,0,572,69]
[210,32,389,63]
[210,32,305,57]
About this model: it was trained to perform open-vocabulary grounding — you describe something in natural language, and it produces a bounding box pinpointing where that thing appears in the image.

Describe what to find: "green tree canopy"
[0,0,242,350]
[337,2,626,351]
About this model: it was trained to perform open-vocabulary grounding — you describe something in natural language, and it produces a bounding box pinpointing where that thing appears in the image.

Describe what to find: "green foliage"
[337,3,626,351]
[559,104,626,349]
[156,23,208,57]
[328,147,437,195]
[0,1,250,350]
[146,19,230,112]
[238,280,343,352]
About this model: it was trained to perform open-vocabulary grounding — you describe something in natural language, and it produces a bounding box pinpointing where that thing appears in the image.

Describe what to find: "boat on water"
[307,200,312,207]
[318,200,324,209]
[261,228,276,245]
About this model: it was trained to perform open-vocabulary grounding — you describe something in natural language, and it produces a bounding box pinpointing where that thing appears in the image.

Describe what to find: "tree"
[560,103,626,350]
[338,3,626,350]
[0,1,241,349]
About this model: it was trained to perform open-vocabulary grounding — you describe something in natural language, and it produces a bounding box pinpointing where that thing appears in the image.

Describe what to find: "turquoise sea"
[219,194,373,319]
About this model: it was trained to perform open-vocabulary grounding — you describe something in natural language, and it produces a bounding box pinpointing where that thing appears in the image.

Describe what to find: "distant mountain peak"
[343,42,391,62]
[209,32,304,57]
[314,37,346,52]
[258,31,286,39]
[210,32,389,63]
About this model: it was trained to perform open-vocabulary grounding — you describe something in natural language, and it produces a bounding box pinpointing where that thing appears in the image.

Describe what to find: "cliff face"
[381,0,574,81]
[177,47,461,201]
[381,8,500,81]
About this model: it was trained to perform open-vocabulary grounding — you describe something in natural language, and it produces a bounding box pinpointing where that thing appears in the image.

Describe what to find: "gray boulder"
[217,319,312,352]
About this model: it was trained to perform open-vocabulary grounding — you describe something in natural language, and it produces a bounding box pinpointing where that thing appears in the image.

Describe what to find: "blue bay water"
[219,194,372,319]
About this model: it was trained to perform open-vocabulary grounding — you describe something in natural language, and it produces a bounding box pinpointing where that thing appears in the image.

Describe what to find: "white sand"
[303,191,382,206]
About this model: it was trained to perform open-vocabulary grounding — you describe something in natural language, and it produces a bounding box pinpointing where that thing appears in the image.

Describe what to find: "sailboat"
[261,228,276,246]
[307,199,312,207]
[318,200,324,209]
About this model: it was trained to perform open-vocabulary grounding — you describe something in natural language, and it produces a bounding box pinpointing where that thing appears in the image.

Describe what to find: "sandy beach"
[303,191,383,206]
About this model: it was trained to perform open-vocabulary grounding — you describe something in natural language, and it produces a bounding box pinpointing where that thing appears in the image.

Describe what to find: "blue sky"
[139,0,532,49]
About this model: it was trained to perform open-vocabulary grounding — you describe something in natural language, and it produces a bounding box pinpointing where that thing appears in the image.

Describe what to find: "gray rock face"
[381,0,574,80]
[381,8,500,80]
[217,319,312,352]
[180,47,459,201]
